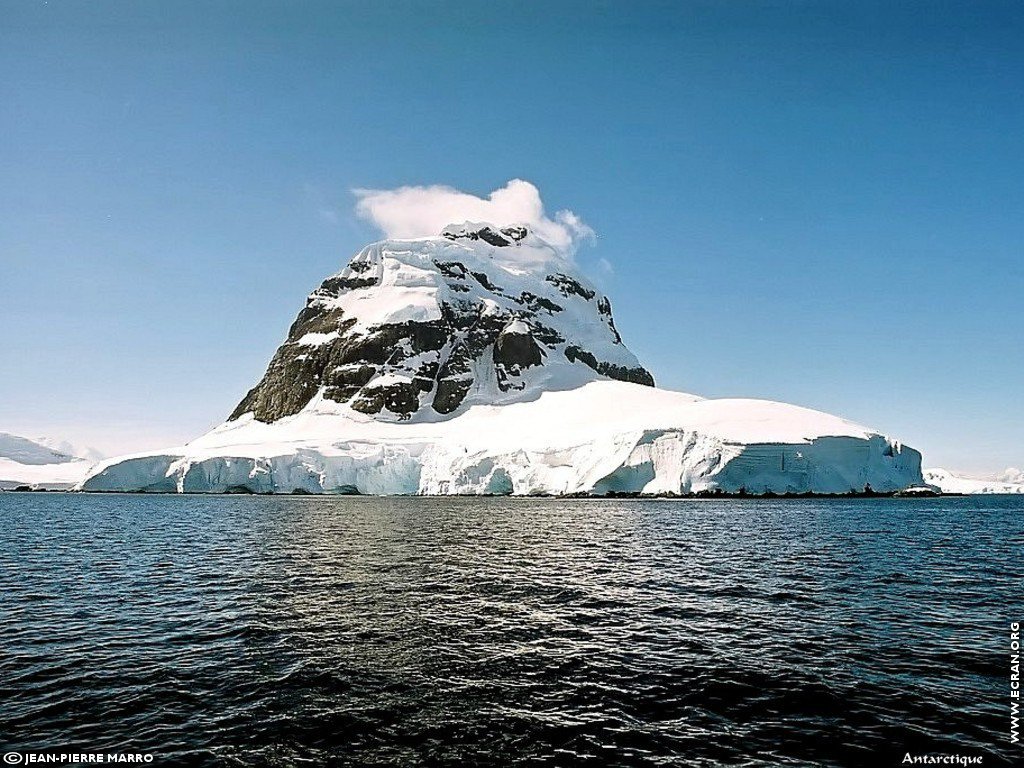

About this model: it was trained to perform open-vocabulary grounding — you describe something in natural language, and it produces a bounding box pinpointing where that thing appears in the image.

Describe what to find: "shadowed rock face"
[564,346,654,387]
[495,327,543,370]
[230,225,654,423]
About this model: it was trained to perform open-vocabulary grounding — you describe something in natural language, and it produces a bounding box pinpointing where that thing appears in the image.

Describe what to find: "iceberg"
[80,223,924,495]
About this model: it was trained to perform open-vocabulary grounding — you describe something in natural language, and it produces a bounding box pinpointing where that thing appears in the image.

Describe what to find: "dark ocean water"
[0,494,1020,767]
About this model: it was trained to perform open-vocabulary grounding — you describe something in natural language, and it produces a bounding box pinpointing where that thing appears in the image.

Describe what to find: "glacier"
[80,222,925,496]
[81,384,923,496]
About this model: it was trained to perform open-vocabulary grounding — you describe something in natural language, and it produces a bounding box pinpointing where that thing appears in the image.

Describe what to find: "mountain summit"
[231,222,652,424]
[81,225,924,495]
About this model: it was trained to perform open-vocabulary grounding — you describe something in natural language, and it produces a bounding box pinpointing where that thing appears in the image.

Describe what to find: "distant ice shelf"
[0,433,99,490]
[922,468,1024,495]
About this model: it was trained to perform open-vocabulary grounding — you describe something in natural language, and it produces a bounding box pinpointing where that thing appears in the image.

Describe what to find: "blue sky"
[1,0,1021,473]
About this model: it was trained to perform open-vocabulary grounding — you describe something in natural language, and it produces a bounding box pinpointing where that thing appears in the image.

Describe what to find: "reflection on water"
[0,494,1020,766]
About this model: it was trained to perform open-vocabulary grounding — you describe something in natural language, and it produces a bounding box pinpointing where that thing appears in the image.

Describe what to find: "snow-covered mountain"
[923,468,1024,495]
[31,437,105,464]
[229,221,652,424]
[81,223,924,495]
[0,433,99,489]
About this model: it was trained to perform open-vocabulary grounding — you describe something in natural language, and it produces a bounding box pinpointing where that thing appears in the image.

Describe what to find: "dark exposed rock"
[288,307,354,341]
[564,345,655,387]
[517,292,563,314]
[342,321,448,366]
[546,273,596,300]
[596,296,622,343]
[318,275,378,295]
[229,351,324,422]
[470,271,500,292]
[432,307,519,410]
[443,225,510,246]
[433,376,473,414]
[500,225,528,242]
[494,327,543,370]
[531,324,565,346]
[477,227,513,246]
[351,379,432,419]
[323,364,376,403]
[435,261,468,279]
[493,324,543,393]
[442,224,528,247]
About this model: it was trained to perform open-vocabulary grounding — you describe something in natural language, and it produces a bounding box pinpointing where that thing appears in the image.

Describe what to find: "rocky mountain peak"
[440,222,529,247]
[230,224,654,424]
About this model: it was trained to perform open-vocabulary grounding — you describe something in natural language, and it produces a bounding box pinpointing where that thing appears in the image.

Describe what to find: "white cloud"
[352,179,593,256]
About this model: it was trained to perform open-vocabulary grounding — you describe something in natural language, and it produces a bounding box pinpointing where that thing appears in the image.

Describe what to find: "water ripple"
[0,494,1019,766]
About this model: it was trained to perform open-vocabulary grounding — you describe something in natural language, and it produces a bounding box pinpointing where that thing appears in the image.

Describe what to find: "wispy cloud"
[352,179,593,256]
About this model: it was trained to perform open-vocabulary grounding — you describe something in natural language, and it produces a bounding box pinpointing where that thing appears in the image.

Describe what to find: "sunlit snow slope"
[81,224,923,495]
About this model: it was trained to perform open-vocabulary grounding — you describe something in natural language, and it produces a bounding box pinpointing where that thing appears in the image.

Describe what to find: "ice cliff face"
[229,223,652,424]
[80,223,925,496]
